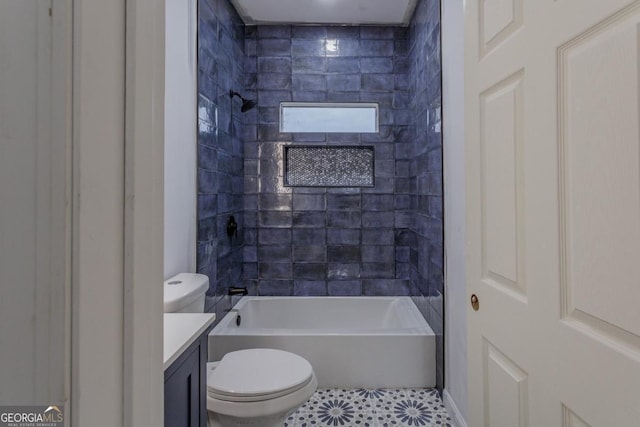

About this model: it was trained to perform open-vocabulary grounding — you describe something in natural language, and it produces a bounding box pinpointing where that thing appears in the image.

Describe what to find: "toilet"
[206,348,317,427]
[164,274,317,427]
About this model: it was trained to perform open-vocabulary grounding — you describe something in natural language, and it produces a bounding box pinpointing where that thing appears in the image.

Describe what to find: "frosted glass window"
[280,102,378,133]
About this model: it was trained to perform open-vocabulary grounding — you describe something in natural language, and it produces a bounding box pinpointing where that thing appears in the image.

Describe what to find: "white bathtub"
[208,296,435,388]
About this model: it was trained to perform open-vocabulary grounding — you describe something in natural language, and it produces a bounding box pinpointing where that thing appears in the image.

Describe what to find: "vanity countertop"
[164,313,216,370]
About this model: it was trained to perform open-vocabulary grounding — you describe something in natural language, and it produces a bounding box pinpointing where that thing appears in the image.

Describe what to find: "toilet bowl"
[206,348,317,427]
[163,274,317,427]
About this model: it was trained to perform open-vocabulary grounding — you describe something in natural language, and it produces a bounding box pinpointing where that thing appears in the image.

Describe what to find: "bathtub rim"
[210,296,435,337]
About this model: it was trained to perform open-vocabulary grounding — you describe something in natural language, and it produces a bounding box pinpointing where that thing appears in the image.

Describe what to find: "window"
[280,102,379,133]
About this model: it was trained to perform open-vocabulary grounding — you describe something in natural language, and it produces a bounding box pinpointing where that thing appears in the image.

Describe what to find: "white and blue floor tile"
[285,388,452,427]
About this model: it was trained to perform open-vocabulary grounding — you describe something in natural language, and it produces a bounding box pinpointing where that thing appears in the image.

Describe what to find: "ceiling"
[229,0,418,26]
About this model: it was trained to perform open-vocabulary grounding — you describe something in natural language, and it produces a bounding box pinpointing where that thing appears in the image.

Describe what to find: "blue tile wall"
[408,0,444,391]
[197,0,247,315]
[243,23,414,298]
[197,0,443,393]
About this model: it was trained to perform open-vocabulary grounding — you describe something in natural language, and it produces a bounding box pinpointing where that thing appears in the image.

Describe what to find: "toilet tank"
[164,273,209,313]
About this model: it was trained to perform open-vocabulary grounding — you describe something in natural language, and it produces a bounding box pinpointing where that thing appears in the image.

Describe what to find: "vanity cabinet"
[164,330,209,427]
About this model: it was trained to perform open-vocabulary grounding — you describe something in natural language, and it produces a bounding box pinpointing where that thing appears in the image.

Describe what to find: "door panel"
[558,3,640,342]
[466,0,640,426]
[480,69,526,301]
[484,339,529,427]
[479,0,523,58]
[562,406,590,427]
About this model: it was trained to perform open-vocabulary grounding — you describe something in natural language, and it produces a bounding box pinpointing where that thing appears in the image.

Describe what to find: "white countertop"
[164,313,216,370]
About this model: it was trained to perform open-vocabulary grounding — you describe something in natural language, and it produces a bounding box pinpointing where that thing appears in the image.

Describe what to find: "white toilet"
[164,274,317,427]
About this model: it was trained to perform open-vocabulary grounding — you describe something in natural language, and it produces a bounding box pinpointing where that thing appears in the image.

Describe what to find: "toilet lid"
[207,349,314,402]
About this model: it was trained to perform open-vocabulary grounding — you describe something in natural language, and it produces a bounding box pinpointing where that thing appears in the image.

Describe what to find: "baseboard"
[443,389,468,427]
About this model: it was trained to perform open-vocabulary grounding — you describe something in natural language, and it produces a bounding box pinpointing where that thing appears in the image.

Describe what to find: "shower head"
[229,90,256,113]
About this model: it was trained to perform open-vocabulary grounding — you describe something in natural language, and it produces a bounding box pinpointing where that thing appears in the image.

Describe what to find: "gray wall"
[442,0,468,421]
[165,0,197,279]
[0,0,68,405]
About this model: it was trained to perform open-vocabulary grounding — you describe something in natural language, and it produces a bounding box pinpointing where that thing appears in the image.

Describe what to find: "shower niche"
[284,146,375,187]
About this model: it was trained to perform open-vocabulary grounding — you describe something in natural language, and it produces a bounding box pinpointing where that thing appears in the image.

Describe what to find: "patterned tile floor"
[285,388,453,427]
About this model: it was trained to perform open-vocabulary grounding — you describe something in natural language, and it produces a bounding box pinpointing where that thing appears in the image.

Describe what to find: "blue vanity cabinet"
[164,331,209,427]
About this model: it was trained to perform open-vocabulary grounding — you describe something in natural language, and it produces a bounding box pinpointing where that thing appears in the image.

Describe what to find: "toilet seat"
[207,349,314,403]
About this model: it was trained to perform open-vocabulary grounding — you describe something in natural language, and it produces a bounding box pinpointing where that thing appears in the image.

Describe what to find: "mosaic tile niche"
[284,146,375,187]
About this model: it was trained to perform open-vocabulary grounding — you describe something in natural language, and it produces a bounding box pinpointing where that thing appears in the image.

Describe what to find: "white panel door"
[466,0,640,426]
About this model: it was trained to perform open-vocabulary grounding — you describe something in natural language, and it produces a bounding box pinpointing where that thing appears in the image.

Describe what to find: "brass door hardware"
[471,294,479,311]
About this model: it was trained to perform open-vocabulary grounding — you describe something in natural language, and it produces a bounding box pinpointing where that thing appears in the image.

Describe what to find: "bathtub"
[208,296,435,388]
